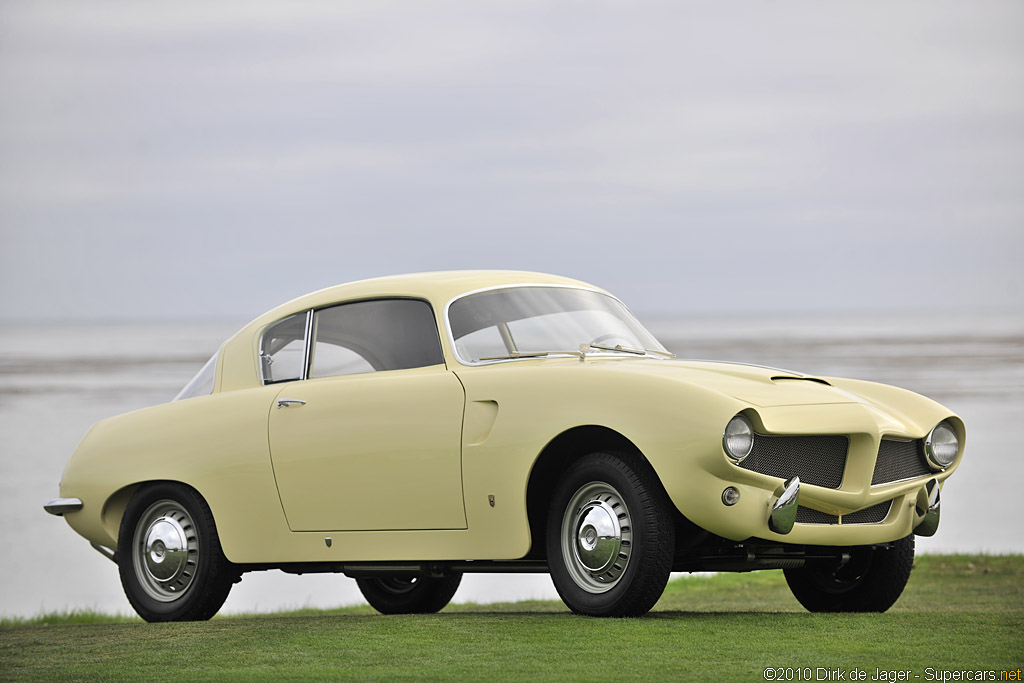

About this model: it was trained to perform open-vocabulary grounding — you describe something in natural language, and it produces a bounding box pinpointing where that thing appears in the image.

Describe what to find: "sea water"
[1,313,1020,618]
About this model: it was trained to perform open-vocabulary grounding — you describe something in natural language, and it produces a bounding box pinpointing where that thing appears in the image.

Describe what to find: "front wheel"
[117,483,237,622]
[356,574,462,614]
[546,451,675,617]
[784,535,915,612]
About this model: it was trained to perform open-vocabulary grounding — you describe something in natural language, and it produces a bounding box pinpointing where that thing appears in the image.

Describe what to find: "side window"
[310,299,444,379]
[260,312,307,384]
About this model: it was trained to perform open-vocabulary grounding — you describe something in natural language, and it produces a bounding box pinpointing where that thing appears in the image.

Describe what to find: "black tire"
[117,483,238,622]
[356,574,462,614]
[784,535,915,613]
[546,451,675,617]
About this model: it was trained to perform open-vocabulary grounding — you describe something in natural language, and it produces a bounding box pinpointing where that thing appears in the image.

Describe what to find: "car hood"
[601,358,860,408]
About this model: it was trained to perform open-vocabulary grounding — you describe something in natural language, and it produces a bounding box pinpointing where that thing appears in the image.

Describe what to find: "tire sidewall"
[356,574,463,614]
[117,483,221,621]
[784,536,915,613]
[546,453,663,616]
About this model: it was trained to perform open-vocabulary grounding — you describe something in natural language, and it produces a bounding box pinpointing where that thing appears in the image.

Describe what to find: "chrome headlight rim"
[924,420,959,470]
[723,414,754,462]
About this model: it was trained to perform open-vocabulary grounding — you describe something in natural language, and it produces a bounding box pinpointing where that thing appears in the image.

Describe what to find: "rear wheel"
[356,574,462,614]
[546,451,675,617]
[117,483,237,622]
[784,535,915,612]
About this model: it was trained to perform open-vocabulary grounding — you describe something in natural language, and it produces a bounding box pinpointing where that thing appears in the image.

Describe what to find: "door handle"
[276,398,307,409]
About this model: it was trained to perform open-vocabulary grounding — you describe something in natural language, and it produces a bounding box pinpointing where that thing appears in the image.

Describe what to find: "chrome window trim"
[442,283,657,367]
[258,309,313,385]
[301,309,314,381]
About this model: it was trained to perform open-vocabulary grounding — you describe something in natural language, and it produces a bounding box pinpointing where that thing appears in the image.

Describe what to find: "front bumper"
[660,406,960,545]
[676,471,945,546]
[44,498,83,516]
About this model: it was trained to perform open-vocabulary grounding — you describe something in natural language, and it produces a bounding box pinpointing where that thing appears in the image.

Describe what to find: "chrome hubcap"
[561,482,633,593]
[574,500,620,573]
[132,500,199,602]
[144,517,188,582]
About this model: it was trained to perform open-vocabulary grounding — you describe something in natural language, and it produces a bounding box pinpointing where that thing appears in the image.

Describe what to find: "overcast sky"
[1,1,1021,320]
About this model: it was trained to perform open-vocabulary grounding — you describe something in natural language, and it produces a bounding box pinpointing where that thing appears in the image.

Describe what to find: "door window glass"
[310,299,444,379]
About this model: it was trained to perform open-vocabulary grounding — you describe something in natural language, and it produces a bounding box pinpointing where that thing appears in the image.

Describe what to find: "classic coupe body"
[46,271,963,621]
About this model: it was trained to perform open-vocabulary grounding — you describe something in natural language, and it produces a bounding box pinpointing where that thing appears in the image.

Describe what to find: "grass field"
[2,555,1021,681]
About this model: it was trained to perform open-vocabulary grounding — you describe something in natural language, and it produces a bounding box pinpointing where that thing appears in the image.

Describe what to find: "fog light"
[722,487,740,506]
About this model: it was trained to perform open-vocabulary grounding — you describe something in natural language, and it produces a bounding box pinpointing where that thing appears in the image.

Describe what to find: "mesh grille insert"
[843,500,893,525]
[739,434,849,489]
[795,501,893,526]
[795,507,839,525]
[872,439,932,486]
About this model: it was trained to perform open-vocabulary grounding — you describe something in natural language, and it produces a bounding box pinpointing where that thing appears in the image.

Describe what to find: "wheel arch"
[524,425,651,559]
[101,480,215,550]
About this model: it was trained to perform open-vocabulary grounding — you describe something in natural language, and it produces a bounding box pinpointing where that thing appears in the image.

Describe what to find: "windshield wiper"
[478,345,675,362]
[478,350,584,361]
[580,343,677,358]
[583,343,646,355]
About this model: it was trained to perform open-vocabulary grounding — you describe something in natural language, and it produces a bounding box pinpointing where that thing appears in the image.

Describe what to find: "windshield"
[447,286,668,363]
[173,350,218,401]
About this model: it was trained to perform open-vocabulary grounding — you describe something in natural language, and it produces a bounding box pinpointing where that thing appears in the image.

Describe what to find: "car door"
[265,298,467,532]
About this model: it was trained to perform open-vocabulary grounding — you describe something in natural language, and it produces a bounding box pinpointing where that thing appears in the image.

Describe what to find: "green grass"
[2,555,1022,681]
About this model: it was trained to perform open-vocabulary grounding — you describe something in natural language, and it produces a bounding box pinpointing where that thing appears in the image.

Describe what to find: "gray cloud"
[1,0,1022,319]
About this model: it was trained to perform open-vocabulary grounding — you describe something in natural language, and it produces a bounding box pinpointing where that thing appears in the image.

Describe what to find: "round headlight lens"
[723,414,754,461]
[925,421,958,468]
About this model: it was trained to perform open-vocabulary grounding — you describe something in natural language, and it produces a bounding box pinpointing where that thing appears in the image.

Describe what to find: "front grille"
[795,500,893,526]
[843,500,893,525]
[739,434,849,489]
[795,507,839,525]
[872,439,931,486]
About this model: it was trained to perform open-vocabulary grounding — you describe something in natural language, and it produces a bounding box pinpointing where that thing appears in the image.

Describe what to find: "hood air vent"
[770,376,832,387]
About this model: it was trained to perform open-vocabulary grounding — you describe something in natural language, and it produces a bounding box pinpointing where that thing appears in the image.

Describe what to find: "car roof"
[215,270,604,392]
[256,270,604,323]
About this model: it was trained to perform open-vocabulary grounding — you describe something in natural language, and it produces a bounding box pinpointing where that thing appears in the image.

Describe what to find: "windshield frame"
[443,283,666,366]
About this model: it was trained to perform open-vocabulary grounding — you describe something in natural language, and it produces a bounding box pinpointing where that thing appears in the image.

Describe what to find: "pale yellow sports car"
[45,271,962,621]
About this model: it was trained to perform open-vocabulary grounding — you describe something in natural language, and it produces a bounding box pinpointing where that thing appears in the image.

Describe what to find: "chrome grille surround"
[738,434,848,489]
[872,439,932,486]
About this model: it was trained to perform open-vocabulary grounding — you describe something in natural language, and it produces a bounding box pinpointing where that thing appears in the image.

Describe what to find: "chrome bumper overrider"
[913,480,941,537]
[769,477,800,535]
[765,474,938,538]
[44,498,82,516]
[90,542,117,564]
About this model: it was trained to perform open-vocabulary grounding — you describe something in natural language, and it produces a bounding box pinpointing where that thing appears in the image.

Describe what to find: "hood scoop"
[771,376,832,387]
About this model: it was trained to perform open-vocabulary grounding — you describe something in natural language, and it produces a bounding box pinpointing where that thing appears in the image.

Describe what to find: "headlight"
[723,414,754,462]
[925,421,958,469]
